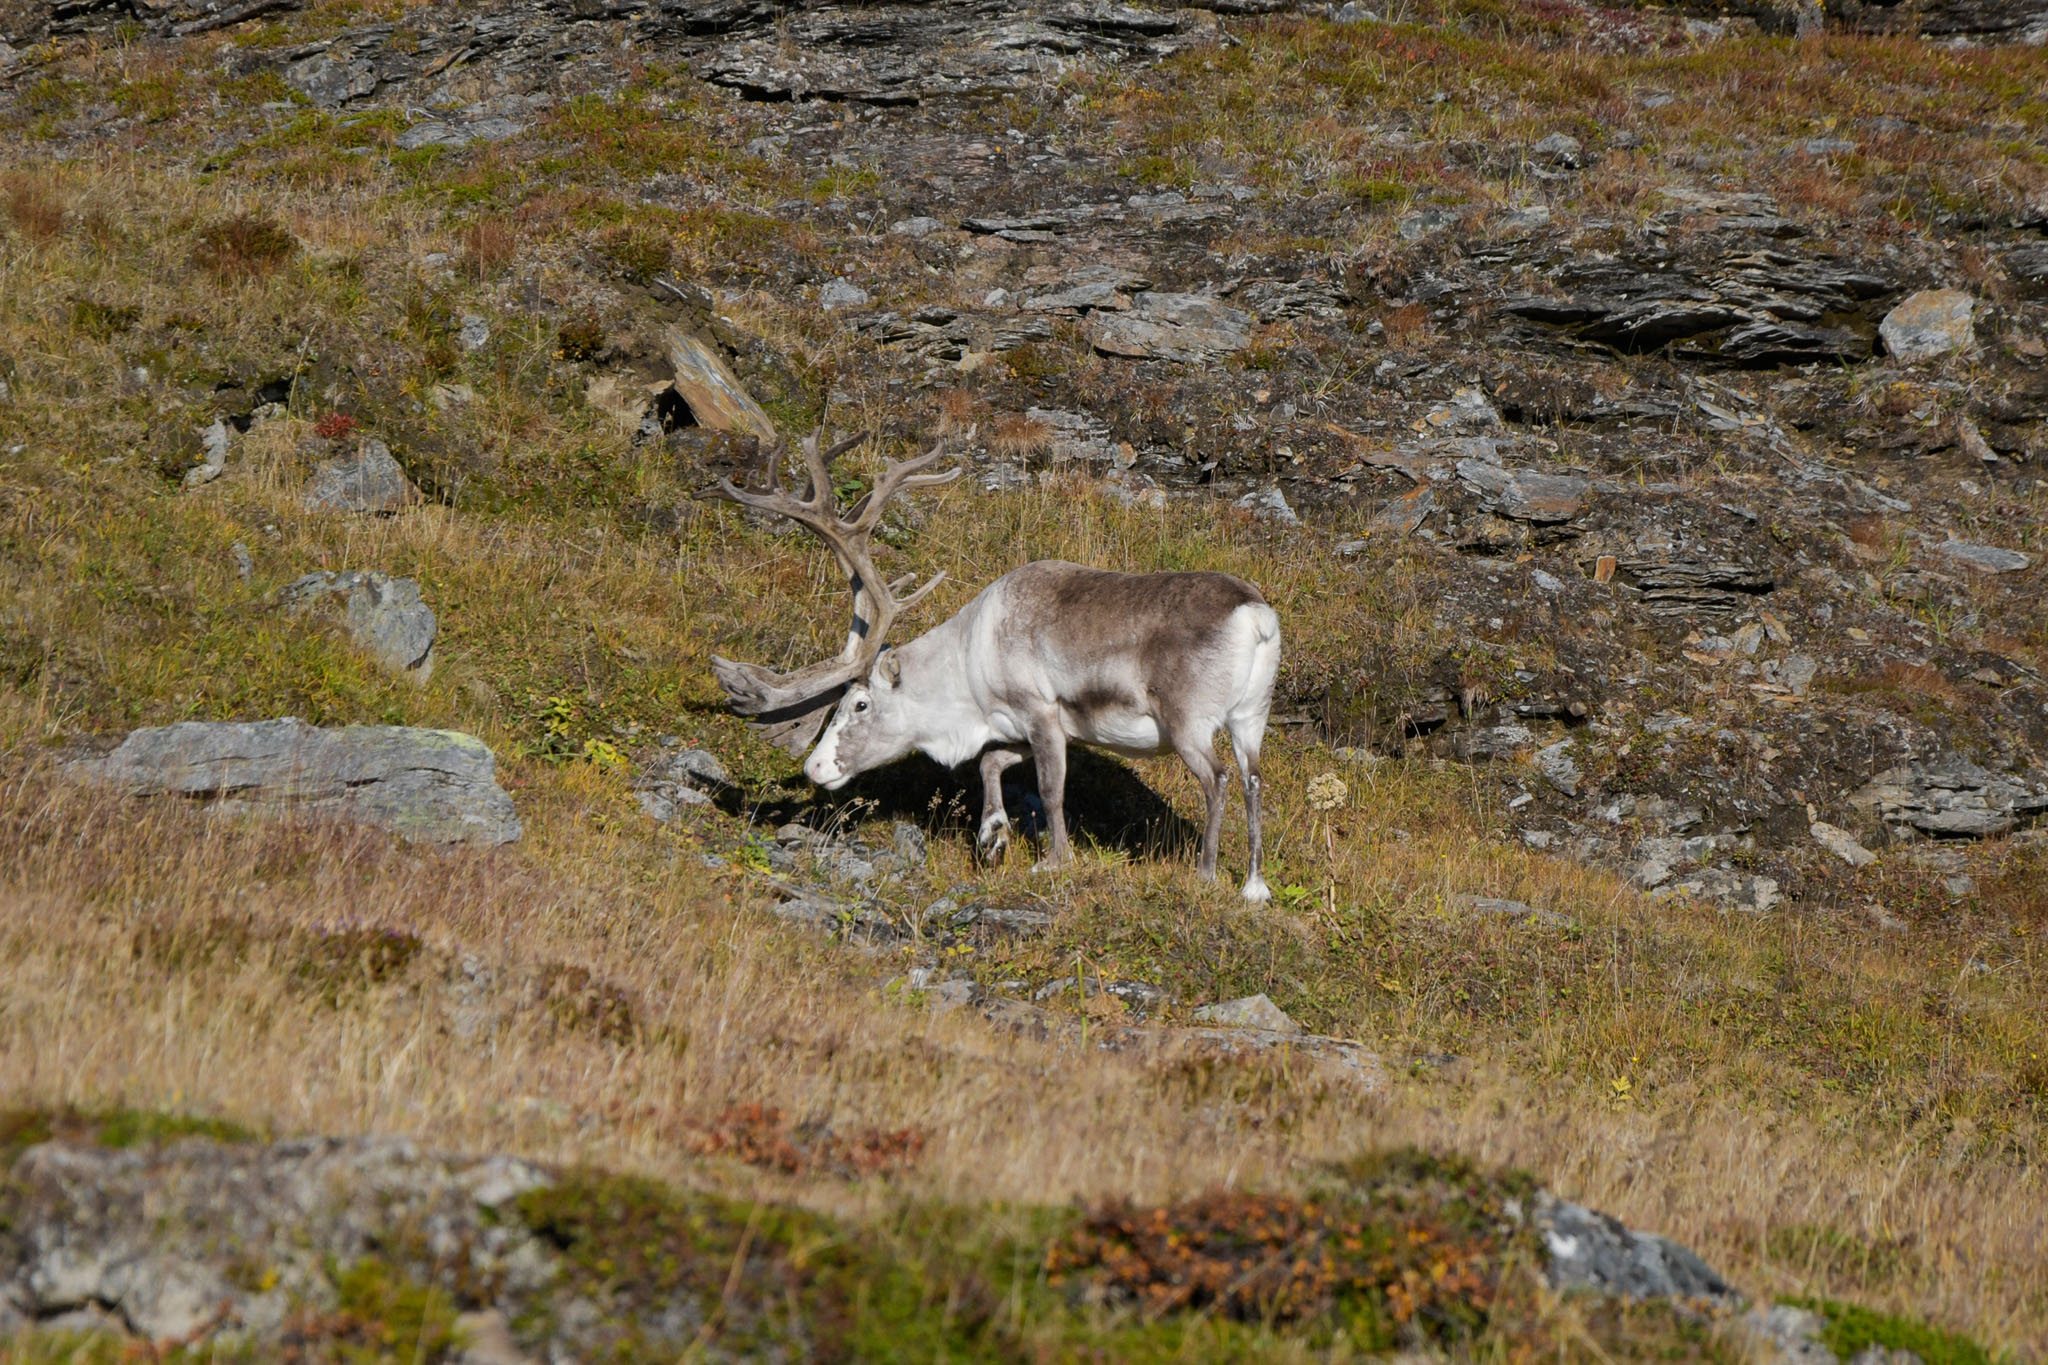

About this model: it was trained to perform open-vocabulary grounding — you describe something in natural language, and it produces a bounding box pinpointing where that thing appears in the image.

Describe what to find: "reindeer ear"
[878,649,902,687]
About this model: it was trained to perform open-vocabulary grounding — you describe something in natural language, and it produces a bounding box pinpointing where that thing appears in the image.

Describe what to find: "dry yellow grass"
[1,19,2044,1358]
[2,733,2043,1352]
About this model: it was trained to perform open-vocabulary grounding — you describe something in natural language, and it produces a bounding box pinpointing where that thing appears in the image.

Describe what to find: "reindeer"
[705,431,1280,901]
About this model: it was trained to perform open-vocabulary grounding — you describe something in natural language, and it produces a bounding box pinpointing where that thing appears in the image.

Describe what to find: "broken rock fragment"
[182,419,232,490]
[1809,821,1877,867]
[303,439,419,515]
[1535,1193,1736,1302]
[1878,289,1975,363]
[280,570,437,680]
[663,325,776,440]
[1455,461,1589,524]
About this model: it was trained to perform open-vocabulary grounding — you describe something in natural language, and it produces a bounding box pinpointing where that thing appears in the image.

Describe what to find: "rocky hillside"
[1,0,2044,1358]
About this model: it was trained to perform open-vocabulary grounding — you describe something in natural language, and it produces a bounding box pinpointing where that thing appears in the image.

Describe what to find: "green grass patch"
[1784,1296,2005,1365]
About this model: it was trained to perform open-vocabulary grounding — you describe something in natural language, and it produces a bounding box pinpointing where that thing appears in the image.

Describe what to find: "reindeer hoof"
[976,816,1010,864]
[1240,873,1272,903]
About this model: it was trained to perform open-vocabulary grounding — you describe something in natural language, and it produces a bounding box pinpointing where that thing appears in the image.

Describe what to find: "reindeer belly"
[1062,693,1164,754]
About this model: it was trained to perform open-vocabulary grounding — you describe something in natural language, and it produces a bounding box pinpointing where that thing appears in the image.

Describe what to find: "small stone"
[668,748,730,788]
[983,287,1011,308]
[1531,568,1564,593]
[1192,993,1300,1033]
[820,278,870,310]
[1397,208,1459,241]
[1531,132,1584,168]
[1936,540,2029,574]
[1428,386,1504,433]
[345,574,436,678]
[1781,654,1819,695]
[452,1310,531,1365]
[1538,1194,1737,1302]
[231,542,253,581]
[892,821,928,866]
[1955,417,1998,463]
[1233,485,1299,525]
[183,418,231,489]
[303,439,419,515]
[1878,289,1976,364]
[1810,821,1877,867]
[395,117,524,151]
[458,314,490,352]
[888,216,942,237]
[1536,739,1581,796]
[1452,893,1576,928]
[1333,1,1379,20]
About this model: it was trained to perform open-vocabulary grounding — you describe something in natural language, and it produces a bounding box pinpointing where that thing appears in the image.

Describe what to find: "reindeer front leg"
[975,745,1028,863]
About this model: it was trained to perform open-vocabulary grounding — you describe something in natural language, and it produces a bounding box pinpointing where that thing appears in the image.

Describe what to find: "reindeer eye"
[855,699,869,712]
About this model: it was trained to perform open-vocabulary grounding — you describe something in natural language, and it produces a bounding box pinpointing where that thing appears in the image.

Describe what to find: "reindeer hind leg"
[1169,727,1228,884]
[1226,719,1270,902]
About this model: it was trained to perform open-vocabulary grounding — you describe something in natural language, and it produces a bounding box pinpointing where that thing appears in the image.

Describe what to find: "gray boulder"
[632,747,731,824]
[284,52,377,107]
[1535,1193,1737,1302]
[72,719,519,845]
[303,439,419,514]
[1877,289,1975,363]
[280,571,437,680]
[1233,485,1300,525]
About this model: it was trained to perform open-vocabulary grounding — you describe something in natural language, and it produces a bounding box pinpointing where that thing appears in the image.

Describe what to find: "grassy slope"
[0,1,2044,1357]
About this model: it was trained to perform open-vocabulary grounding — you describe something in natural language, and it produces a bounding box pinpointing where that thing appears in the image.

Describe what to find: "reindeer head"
[701,430,959,761]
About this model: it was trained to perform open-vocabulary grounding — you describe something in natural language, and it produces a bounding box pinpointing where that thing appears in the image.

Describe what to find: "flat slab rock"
[1088,291,1253,363]
[70,719,520,845]
[1849,752,2048,838]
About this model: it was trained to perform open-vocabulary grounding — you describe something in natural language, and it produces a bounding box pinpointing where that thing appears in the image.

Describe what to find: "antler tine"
[848,442,961,535]
[889,570,948,614]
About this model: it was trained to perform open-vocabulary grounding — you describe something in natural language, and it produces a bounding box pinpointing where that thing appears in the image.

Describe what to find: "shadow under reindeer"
[767,748,1203,866]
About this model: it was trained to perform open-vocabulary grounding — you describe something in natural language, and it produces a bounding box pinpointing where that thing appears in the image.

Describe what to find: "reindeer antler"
[700,430,960,755]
